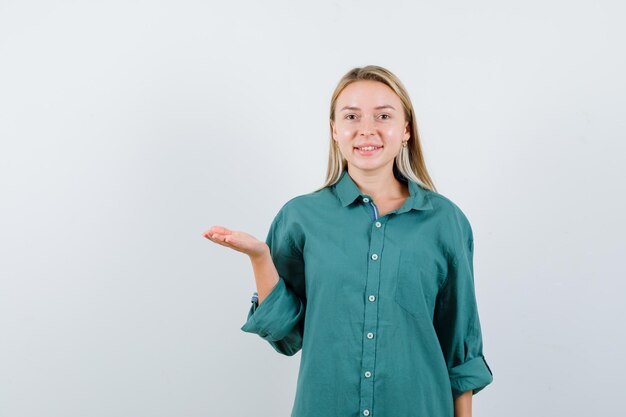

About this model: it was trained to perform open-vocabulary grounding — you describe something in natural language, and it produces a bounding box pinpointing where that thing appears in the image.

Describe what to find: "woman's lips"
[354,146,383,156]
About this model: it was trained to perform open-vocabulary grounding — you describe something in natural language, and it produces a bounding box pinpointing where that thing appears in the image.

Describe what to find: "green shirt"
[241,170,493,417]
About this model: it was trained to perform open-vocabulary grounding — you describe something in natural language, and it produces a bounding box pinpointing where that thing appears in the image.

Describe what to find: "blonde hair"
[314,65,437,193]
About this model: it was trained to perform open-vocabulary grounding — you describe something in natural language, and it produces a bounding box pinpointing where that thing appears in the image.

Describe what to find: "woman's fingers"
[203,227,241,248]
[203,226,264,257]
[213,225,232,235]
[212,235,237,249]
[202,225,231,239]
[206,231,229,244]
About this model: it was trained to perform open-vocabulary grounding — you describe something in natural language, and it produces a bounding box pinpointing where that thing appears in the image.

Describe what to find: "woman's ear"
[404,121,410,141]
[330,119,337,141]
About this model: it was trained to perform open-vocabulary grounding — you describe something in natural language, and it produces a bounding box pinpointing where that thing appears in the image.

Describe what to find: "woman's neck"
[347,167,409,202]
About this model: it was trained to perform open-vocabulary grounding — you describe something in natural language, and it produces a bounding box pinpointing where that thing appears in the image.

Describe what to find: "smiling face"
[331,80,410,177]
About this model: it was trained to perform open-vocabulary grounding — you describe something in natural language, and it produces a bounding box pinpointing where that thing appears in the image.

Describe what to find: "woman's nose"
[359,117,375,136]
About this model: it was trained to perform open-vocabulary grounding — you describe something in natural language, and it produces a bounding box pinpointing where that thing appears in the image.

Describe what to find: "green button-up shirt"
[241,170,493,417]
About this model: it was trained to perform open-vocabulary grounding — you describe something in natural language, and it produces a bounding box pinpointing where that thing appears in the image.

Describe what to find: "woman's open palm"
[202,225,268,259]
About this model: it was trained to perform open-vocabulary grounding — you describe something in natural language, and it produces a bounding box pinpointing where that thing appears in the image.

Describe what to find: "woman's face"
[331,80,410,176]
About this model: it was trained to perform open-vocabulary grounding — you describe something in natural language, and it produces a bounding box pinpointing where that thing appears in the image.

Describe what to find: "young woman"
[204,65,493,417]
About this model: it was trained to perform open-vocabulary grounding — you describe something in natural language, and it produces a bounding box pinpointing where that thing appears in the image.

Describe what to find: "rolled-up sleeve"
[240,205,306,356]
[434,213,493,399]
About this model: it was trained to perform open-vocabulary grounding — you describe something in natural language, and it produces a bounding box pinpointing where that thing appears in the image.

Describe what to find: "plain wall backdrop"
[1,0,625,416]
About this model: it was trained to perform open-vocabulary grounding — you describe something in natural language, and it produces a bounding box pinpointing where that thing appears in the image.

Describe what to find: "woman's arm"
[454,390,472,417]
[433,207,493,398]
[208,206,307,357]
[205,225,282,305]
[249,247,280,305]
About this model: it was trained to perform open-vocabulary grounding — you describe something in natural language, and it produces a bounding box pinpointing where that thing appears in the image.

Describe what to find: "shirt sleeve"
[240,206,306,357]
[433,212,493,399]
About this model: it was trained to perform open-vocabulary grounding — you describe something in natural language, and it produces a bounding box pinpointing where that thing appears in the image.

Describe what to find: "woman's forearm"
[454,390,472,417]
[249,248,280,305]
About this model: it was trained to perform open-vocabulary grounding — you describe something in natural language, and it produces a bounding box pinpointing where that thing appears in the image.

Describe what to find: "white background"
[1,1,625,416]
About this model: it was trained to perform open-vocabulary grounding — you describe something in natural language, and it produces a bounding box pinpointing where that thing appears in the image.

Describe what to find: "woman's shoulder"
[421,186,473,231]
[278,185,335,213]
[268,188,331,242]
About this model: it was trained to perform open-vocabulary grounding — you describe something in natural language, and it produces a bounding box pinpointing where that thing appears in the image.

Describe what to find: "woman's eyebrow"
[339,105,396,111]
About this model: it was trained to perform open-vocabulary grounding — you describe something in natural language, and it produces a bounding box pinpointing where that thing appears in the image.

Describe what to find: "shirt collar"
[333,170,433,213]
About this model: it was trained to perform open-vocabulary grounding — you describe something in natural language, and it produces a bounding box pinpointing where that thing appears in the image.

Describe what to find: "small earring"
[402,141,408,148]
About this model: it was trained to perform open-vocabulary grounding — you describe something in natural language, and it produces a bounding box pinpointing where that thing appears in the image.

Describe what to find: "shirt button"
[364,371,372,378]
[371,253,378,260]
[366,332,374,339]
[363,410,370,416]
[375,221,381,228]
[368,295,376,302]
[363,197,370,203]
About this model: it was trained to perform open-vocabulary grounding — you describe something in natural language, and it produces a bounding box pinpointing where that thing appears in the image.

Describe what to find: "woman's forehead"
[337,81,400,108]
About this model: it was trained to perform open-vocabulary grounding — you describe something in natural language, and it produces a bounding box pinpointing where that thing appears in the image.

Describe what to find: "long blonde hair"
[314,65,437,193]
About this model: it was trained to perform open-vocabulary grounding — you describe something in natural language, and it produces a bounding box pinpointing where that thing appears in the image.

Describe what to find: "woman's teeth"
[356,146,381,151]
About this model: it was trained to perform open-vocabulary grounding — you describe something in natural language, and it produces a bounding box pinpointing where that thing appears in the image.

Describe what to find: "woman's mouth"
[354,145,383,156]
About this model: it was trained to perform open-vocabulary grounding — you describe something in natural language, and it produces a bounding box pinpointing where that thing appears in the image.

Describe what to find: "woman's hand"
[204,225,279,305]
[202,225,269,260]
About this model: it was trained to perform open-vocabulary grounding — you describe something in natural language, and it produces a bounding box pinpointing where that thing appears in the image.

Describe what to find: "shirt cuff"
[449,355,494,399]
[240,277,304,341]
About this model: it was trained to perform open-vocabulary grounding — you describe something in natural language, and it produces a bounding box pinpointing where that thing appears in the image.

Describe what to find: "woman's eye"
[379,114,390,120]
[346,114,357,120]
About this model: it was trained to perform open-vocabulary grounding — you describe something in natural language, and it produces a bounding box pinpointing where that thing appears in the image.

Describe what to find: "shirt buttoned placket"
[359,195,385,417]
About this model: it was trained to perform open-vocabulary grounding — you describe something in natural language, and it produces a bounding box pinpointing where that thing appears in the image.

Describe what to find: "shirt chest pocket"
[394,253,446,322]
